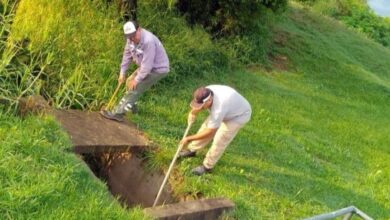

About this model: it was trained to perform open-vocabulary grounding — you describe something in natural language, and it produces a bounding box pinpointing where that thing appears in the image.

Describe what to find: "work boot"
[100,110,125,122]
[192,165,212,176]
[123,103,138,114]
[179,149,196,158]
[130,104,138,114]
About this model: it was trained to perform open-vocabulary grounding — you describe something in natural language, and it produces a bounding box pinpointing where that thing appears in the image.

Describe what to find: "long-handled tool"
[125,69,138,91]
[106,81,123,110]
[105,69,137,110]
[153,122,193,207]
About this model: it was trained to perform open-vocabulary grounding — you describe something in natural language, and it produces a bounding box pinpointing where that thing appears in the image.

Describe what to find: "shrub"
[342,6,390,46]
[312,0,390,47]
[176,0,287,37]
[293,0,317,5]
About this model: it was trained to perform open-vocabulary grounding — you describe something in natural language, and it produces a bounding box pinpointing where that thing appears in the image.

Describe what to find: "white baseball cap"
[123,21,136,35]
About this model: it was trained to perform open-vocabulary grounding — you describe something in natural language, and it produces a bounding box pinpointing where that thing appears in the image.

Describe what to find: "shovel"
[153,122,193,207]
[105,69,138,110]
[105,81,123,110]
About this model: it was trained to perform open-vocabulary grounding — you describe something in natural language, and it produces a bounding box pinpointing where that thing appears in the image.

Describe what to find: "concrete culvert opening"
[51,110,235,219]
[79,150,176,208]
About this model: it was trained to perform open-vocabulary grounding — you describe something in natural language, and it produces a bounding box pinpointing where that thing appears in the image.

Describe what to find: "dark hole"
[79,151,176,208]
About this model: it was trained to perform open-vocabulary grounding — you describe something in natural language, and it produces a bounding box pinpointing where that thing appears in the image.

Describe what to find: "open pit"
[51,109,235,219]
[80,150,175,208]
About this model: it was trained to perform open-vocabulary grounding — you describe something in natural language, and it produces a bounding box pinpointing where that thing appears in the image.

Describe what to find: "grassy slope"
[0,113,147,219]
[1,2,389,220]
[131,4,390,220]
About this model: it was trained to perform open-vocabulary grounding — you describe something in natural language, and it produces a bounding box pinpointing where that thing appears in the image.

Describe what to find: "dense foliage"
[176,0,287,36]
[1,0,275,111]
[342,6,390,46]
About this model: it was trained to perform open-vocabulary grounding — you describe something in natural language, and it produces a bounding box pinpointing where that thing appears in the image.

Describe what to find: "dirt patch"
[268,30,291,72]
[18,95,50,116]
[80,151,176,208]
[269,53,290,71]
[273,30,290,47]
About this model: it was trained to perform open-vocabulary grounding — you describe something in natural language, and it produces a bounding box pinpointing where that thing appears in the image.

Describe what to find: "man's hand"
[118,74,126,84]
[188,113,196,125]
[180,137,191,146]
[127,79,138,90]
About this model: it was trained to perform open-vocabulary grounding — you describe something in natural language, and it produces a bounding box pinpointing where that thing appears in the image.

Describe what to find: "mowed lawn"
[1,4,389,220]
[131,6,390,219]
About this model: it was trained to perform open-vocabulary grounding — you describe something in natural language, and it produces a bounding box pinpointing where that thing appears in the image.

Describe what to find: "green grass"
[0,112,148,219]
[7,0,124,109]
[1,0,389,219]
[5,0,233,110]
[129,4,390,219]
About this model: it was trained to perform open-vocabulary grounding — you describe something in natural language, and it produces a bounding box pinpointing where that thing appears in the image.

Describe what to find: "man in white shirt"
[180,85,252,175]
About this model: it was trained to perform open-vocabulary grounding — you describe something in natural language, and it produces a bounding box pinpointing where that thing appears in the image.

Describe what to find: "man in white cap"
[179,85,252,175]
[101,20,170,121]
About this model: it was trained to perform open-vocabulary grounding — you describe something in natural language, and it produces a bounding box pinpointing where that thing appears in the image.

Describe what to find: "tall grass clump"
[1,0,17,105]
[9,0,123,109]
[0,0,53,111]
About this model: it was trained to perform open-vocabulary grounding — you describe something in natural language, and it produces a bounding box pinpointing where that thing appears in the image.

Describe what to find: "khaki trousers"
[188,118,245,169]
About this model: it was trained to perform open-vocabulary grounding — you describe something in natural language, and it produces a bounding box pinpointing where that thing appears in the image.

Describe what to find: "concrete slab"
[144,198,235,220]
[52,110,149,153]
[52,109,236,219]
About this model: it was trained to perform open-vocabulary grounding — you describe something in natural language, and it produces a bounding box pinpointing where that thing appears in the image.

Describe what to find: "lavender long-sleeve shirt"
[120,29,169,82]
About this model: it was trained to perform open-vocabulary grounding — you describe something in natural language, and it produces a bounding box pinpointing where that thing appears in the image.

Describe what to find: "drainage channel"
[78,150,176,208]
[25,108,234,218]
[76,149,235,220]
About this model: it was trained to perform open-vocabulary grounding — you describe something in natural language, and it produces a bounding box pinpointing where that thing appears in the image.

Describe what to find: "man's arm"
[187,108,202,124]
[120,40,133,78]
[180,127,217,146]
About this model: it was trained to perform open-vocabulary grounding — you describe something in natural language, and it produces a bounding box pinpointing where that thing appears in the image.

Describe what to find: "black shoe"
[124,103,138,114]
[130,104,138,114]
[192,165,212,176]
[179,150,196,158]
[100,110,124,122]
